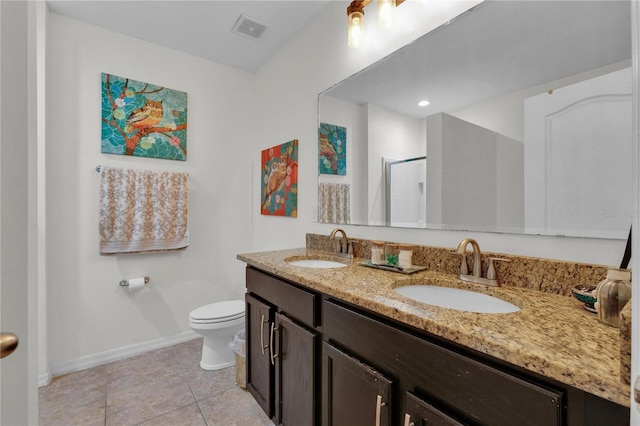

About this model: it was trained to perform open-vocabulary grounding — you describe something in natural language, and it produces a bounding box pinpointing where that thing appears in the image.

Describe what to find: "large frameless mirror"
[317,0,632,239]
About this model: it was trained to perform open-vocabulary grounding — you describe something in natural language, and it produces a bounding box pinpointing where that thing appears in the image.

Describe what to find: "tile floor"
[38,338,274,426]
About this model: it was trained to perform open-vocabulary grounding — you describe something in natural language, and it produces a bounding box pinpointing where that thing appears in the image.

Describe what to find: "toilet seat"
[189,300,244,324]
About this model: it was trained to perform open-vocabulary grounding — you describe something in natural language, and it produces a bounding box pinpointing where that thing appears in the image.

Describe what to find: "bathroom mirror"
[317,0,632,239]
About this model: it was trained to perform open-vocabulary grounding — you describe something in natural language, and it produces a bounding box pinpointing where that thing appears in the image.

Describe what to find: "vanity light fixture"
[347,0,405,48]
[418,100,430,107]
[347,1,365,48]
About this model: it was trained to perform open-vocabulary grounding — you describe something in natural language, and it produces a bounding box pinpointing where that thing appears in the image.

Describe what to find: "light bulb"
[378,0,396,29]
[348,10,364,48]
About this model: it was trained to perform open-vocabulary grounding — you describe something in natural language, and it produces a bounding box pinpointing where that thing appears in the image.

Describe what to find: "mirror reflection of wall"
[317,0,632,239]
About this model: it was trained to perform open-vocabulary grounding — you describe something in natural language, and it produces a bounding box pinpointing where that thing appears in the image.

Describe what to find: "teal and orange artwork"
[101,73,188,161]
[261,140,298,217]
[318,122,346,175]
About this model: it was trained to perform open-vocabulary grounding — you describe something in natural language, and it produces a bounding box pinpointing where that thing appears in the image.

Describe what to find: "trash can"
[229,329,246,388]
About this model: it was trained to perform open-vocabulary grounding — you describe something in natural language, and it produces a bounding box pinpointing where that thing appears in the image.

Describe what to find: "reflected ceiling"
[325,1,631,118]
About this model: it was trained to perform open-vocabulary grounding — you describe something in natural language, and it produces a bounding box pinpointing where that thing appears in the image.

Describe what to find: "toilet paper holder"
[119,277,150,287]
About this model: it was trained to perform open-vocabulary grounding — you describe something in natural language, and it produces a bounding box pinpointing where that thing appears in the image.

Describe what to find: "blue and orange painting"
[101,73,188,161]
[261,140,298,217]
[318,122,346,175]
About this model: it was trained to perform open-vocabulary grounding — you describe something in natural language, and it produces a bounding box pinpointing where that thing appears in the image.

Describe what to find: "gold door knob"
[0,332,19,359]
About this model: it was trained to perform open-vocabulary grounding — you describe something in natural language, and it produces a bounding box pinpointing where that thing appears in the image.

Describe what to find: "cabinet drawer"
[247,267,318,328]
[323,299,563,426]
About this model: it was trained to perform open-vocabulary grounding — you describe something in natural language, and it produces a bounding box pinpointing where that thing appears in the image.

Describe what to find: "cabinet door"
[403,392,464,426]
[246,294,273,418]
[274,312,317,426]
[322,342,393,426]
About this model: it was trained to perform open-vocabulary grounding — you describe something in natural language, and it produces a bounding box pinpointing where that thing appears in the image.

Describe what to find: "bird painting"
[261,140,298,217]
[318,123,346,175]
[125,99,163,134]
[101,73,188,161]
[319,133,337,173]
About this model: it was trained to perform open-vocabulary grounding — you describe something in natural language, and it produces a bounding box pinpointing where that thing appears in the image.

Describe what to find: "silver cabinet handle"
[634,375,640,403]
[403,413,414,426]
[260,315,268,355]
[269,323,279,365]
[0,332,18,359]
[375,394,386,426]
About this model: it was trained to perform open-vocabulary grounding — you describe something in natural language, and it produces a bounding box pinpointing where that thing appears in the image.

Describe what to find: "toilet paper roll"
[128,277,146,292]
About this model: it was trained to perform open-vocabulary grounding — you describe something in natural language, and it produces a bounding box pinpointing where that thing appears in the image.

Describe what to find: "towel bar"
[119,277,150,286]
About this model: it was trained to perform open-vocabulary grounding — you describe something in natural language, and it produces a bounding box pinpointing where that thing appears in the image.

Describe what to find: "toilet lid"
[189,300,245,322]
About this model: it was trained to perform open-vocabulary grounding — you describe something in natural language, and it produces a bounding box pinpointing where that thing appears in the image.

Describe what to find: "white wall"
[46,13,254,373]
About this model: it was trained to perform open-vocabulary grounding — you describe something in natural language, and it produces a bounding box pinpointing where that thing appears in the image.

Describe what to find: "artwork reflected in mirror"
[317,0,632,239]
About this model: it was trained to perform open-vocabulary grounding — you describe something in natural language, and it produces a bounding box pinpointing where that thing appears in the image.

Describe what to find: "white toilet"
[189,299,245,370]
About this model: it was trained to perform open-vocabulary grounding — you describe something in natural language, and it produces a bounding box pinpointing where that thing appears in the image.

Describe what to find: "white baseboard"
[45,330,200,382]
[38,371,52,387]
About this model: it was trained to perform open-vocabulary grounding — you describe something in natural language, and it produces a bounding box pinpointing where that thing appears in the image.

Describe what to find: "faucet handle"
[487,257,512,280]
[451,251,470,275]
[460,253,469,275]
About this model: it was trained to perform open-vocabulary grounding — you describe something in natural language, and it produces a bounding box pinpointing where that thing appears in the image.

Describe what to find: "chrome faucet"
[455,238,510,286]
[329,228,353,259]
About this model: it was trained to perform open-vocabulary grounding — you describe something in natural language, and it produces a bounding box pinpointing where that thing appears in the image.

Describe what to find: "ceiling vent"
[232,14,268,40]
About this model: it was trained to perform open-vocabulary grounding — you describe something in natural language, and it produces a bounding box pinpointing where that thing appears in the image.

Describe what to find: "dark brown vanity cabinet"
[245,267,319,425]
[323,299,565,426]
[244,266,629,426]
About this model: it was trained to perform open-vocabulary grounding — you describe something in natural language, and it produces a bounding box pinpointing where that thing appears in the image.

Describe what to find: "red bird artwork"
[125,99,163,134]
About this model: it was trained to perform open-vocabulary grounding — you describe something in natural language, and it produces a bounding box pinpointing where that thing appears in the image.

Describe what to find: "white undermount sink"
[394,285,520,314]
[286,259,347,269]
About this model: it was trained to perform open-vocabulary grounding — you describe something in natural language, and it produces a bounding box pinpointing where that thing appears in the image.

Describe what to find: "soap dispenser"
[594,268,631,327]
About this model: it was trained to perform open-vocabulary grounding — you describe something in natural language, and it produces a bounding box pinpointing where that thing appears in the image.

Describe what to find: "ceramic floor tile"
[107,346,179,380]
[39,340,269,426]
[184,365,237,401]
[174,337,204,370]
[198,387,274,426]
[39,365,107,426]
[136,402,206,426]
[106,368,195,426]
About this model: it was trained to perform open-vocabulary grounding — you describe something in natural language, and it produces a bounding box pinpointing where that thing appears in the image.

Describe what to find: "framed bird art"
[318,122,346,175]
[261,140,298,217]
[101,73,188,161]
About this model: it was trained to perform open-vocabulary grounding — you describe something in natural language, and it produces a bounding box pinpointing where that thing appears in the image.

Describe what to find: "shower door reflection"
[385,157,427,228]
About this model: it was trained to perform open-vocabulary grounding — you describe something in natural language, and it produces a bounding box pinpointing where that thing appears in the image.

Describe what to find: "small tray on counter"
[358,261,427,275]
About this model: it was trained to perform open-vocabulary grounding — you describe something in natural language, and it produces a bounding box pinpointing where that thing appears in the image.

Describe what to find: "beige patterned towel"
[99,166,189,254]
[318,183,350,224]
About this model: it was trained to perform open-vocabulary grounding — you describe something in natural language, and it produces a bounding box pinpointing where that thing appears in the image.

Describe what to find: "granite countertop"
[238,248,630,407]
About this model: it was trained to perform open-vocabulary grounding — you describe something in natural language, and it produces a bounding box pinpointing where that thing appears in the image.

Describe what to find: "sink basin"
[287,259,347,269]
[394,285,520,314]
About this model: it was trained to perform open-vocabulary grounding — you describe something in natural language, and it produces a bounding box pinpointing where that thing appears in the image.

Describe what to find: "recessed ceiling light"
[418,100,430,107]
